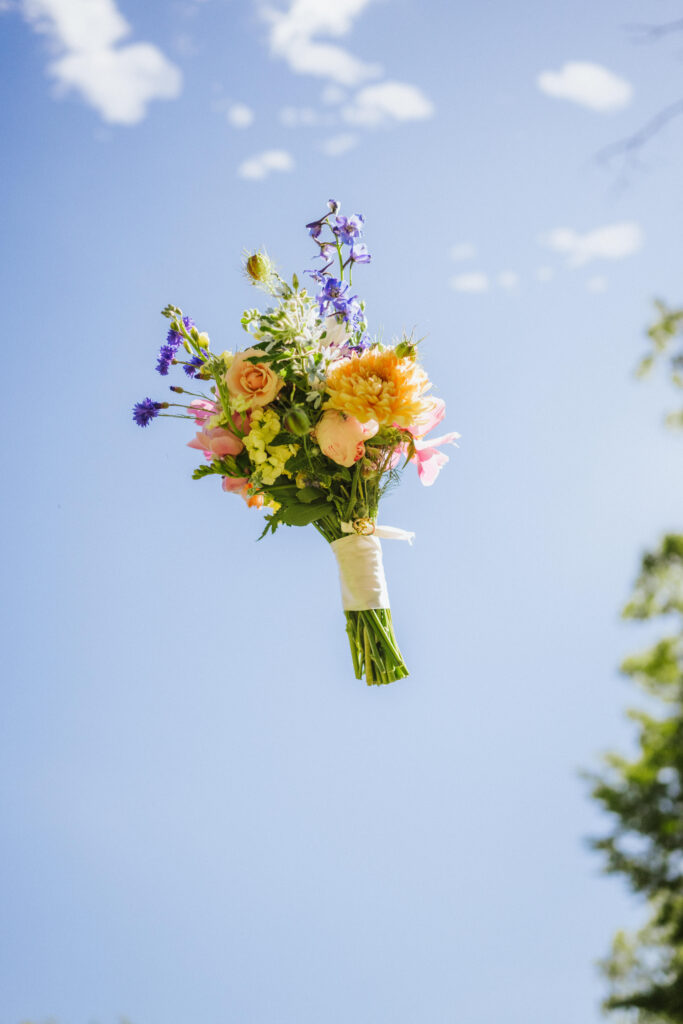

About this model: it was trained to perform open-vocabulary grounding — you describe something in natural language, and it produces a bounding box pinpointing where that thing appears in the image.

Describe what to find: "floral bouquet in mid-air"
[133,200,458,685]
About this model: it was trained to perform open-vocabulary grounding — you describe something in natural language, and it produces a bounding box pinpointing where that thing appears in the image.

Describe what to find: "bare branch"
[624,17,683,43]
[597,99,683,170]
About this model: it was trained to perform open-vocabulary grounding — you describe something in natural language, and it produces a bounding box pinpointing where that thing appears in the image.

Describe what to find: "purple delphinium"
[350,243,371,264]
[334,214,364,245]
[318,278,362,324]
[133,398,163,427]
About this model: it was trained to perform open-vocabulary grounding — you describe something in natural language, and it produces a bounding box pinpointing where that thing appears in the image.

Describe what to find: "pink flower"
[314,410,379,467]
[404,397,459,486]
[224,348,283,409]
[412,433,460,485]
[188,425,244,459]
[188,399,217,426]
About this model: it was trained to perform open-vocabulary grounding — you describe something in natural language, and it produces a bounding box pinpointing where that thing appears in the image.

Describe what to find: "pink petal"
[415,446,450,486]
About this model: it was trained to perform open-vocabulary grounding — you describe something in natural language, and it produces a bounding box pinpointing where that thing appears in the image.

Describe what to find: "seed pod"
[284,407,311,436]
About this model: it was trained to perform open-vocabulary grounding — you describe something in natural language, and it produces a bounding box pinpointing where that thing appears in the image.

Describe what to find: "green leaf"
[281,501,330,526]
[296,486,321,504]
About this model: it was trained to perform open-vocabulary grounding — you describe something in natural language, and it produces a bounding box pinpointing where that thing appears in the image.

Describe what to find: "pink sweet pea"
[188,399,217,426]
[412,433,460,485]
[403,397,460,487]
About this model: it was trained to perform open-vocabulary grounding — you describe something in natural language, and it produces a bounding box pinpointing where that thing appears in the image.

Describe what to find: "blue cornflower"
[183,315,195,330]
[334,214,364,244]
[132,398,163,427]
[183,354,204,377]
[350,243,371,264]
[166,326,183,350]
[156,343,176,375]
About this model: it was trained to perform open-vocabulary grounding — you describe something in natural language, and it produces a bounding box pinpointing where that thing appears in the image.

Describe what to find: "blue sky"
[2,1,683,1022]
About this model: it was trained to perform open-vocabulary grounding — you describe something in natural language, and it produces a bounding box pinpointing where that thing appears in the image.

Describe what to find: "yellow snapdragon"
[244,408,298,485]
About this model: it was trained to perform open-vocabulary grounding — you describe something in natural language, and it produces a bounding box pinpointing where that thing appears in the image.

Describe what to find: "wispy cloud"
[537,61,632,112]
[238,148,294,180]
[320,132,359,156]
[450,273,489,294]
[19,0,182,124]
[343,81,434,126]
[449,242,476,262]
[540,222,643,266]
[225,102,254,128]
[536,266,554,282]
[587,275,608,293]
[497,271,519,290]
[259,0,381,86]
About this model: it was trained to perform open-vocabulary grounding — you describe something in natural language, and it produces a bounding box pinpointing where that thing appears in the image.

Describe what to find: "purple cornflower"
[132,398,163,427]
[183,354,204,377]
[306,220,323,238]
[166,325,183,350]
[328,199,340,213]
[334,214,364,244]
[350,243,371,264]
[156,343,176,375]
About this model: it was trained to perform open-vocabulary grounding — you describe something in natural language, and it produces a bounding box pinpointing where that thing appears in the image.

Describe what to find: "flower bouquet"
[133,200,457,685]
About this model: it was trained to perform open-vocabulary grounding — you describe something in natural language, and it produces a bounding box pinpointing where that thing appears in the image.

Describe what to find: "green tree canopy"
[589,535,683,1022]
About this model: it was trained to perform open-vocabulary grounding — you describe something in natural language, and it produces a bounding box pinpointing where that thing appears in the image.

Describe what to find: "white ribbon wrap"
[330,525,414,612]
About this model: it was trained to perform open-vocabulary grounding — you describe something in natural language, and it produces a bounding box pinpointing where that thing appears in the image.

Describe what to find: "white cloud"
[260,0,381,86]
[537,61,632,112]
[226,102,254,128]
[321,132,359,156]
[536,266,554,282]
[20,0,181,123]
[343,80,434,126]
[587,275,608,293]
[449,242,476,261]
[450,273,489,293]
[238,148,294,180]
[498,271,519,290]
[540,222,643,266]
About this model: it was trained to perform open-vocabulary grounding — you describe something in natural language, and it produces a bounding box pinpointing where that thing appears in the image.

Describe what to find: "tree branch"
[597,99,683,169]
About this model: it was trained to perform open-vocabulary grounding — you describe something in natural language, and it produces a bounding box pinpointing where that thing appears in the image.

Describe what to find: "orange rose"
[224,348,283,409]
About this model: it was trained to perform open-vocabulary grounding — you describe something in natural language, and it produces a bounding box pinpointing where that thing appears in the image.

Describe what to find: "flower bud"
[395,340,416,360]
[170,386,184,393]
[283,407,311,436]
[246,253,269,283]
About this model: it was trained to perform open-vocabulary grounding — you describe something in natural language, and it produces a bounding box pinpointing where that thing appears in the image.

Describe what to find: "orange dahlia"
[323,348,433,428]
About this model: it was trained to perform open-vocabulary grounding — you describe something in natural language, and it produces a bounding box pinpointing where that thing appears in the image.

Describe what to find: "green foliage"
[638,301,683,428]
[589,536,683,1021]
